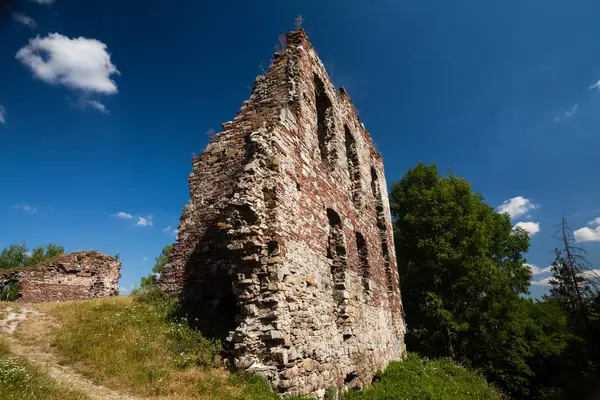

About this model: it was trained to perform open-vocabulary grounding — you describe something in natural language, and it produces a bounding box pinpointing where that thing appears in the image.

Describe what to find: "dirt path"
[0,305,142,400]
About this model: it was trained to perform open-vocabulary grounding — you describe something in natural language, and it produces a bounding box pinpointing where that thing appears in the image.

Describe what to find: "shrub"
[0,282,19,301]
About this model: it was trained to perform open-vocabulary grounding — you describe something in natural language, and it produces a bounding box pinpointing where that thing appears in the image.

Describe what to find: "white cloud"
[135,216,153,227]
[12,12,36,28]
[162,226,172,233]
[142,256,148,261]
[526,263,552,276]
[553,104,578,122]
[80,99,108,113]
[514,221,540,236]
[588,217,600,226]
[497,196,538,220]
[16,33,120,94]
[531,277,552,286]
[14,203,37,213]
[114,212,133,220]
[0,105,5,124]
[582,269,600,280]
[589,80,600,90]
[173,228,179,237]
[574,225,600,242]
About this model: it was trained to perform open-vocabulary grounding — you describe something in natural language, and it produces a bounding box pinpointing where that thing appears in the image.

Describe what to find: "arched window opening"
[345,126,362,205]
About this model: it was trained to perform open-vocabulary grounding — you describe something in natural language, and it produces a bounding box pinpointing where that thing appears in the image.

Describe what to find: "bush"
[0,282,19,301]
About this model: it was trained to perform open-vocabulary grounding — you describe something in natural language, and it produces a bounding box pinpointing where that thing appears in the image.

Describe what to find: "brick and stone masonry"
[159,29,406,398]
[0,251,121,303]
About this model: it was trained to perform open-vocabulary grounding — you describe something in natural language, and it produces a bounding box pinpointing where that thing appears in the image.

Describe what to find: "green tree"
[0,243,29,269]
[153,244,173,275]
[0,243,65,270]
[139,244,173,289]
[390,163,533,396]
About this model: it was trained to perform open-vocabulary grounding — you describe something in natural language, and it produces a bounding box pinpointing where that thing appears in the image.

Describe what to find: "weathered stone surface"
[159,29,406,398]
[0,251,121,303]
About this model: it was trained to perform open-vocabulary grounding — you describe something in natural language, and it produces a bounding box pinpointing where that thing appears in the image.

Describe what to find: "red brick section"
[159,29,406,399]
[0,251,121,303]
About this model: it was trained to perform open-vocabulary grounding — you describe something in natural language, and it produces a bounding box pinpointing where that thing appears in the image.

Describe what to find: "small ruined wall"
[0,251,121,303]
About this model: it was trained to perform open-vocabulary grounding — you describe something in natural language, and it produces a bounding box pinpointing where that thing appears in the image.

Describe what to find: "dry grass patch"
[0,336,87,400]
[37,293,286,400]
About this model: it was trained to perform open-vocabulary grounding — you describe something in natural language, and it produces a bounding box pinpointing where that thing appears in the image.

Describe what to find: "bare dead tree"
[295,15,304,31]
[550,216,598,331]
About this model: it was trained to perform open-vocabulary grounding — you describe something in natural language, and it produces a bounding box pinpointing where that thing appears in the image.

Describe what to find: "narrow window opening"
[371,167,396,293]
[345,126,362,206]
[356,232,371,296]
[327,209,350,330]
[315,75,335,165]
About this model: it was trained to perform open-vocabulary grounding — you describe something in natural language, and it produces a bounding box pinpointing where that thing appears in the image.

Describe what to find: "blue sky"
[1,0,599,297]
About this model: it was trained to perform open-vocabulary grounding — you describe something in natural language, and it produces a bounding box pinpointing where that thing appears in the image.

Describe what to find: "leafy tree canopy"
[0,243,65,270]
[390,163,533,395]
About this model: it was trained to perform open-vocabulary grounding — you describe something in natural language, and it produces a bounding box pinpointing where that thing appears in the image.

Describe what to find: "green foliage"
[0,282,20,301]
[153,244,173,275]
[137,244,173,289]
[0,243,65,270]
[390,163,533,396]
[390,163,600,399]
[343,353,504,400]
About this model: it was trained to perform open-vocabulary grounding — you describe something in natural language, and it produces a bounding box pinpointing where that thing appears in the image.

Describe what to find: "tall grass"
[0,337,86,400]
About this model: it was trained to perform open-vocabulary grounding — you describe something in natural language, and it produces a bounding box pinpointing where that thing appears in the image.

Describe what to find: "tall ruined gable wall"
[0,251,121,303]
[256,31,405,397]
[159,30,406,399]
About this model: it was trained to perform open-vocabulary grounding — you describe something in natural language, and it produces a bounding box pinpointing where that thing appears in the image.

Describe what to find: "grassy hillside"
[4,291,504,399]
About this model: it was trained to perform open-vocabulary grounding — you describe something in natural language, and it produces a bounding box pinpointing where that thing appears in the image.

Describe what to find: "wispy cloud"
[497,196,538,220]
[574,217,600,242]
[553,104,578,122]
[113,212,133,220]
[142,256,148,261]
[135,216,153,227]
[589,80,600,90]
[0,105,5,124]
[14,203,37,213]
[526,263,552,276]
[531,277,552,286]
[12,12,36,29]
[80,99,108,113]
[514,221,540,236]
[112,211,153,227]
[31,0,57,4]
[162,226,171,233]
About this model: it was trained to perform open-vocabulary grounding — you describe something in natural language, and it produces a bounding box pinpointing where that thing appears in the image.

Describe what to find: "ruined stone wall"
[159,29,406,399]
[0,251,121,303]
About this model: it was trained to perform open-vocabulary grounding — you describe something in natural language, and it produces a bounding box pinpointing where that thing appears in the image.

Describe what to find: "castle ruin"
[159,29,406,398]
[0,251,121,303]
